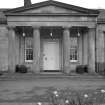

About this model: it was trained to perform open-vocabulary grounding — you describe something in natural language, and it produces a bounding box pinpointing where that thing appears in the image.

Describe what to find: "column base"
[8,65,15,73]
[32,64,40,74]
[63,66,71,74]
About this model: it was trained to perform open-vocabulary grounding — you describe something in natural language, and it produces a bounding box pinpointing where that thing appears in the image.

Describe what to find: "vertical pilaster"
[15,32,19,65]
[63,27,70,74]
[8,26,16,72]
[83,30,88,65]
[96,28,105,73]
[33,26,40,73]
[88,28,96,73]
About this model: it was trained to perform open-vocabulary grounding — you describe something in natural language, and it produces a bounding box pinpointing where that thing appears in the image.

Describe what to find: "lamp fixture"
[77,28,80,37]
[77,31,80,37]
[50,28,53,38]
[22,27,25,37]
[50,28,53,37]
[23,32,25,37]
[50,32,53,37]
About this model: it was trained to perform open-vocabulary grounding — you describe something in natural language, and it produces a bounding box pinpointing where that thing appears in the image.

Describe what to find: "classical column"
[33,26,40,73]
[88,28,96,73]
[8,26,16,72]
[96,29,105,73]
[63,27,70,74]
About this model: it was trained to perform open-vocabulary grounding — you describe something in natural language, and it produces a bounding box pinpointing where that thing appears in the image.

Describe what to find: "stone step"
[0,72,104,81]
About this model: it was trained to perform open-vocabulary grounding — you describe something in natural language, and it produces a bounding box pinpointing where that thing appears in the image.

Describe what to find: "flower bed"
[0,87,105,105]
[35,88,105,105]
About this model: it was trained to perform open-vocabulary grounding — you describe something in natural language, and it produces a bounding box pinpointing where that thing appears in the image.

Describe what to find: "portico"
[7,24,96,74]
[2,0,100,74]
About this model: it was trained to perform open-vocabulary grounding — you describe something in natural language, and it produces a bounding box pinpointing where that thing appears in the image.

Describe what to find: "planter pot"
[15,65,27,73]
[76,65,88,74]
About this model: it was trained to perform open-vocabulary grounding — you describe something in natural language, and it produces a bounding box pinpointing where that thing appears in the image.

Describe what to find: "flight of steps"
[0,72,104,80]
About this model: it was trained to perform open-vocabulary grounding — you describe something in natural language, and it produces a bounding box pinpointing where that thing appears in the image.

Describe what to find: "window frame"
[70,36,78,63]
[24,36,33,63]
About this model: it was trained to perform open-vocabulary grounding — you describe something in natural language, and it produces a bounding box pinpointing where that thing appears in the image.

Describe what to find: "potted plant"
[15,64,27,73]
[76,65,88,74]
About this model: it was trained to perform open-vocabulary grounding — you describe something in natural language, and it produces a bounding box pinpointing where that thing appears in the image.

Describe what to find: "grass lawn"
[0,84,105,104]
[0,73,105,105]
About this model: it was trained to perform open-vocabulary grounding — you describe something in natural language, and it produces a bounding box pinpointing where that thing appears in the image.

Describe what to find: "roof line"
[4,0,99,14]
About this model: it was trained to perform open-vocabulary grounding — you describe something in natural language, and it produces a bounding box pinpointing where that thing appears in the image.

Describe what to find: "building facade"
[0,0,105,74]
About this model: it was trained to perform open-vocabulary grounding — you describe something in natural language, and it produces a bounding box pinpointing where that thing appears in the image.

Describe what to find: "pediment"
[20,5,79,14]
[5,0,99,15]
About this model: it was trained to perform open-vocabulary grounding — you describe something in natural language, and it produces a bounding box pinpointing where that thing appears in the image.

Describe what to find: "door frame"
[40,26,63,72]
[40,38,62,72]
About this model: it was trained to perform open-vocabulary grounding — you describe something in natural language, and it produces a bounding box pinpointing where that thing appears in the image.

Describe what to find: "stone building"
[0,0,105,74]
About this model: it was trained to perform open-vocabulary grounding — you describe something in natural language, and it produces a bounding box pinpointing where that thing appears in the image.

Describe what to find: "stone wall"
[96,24,105,73]
[0,25,8,71]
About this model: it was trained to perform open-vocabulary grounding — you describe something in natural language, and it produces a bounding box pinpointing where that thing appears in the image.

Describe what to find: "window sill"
[25,60,33,64]
[70,60,78,63]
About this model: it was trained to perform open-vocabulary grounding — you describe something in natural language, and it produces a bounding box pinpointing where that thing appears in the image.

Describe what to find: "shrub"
[0,72,3,76]
[15,64,27,73]
[84,65,88,73]
[76,65,88,74]
[48,89,94,105]
[103,69,105,75]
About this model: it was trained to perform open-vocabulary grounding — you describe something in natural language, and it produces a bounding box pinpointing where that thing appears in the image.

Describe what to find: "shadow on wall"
[15,64,28,73]
[76,65,88,74]
[96,62,105,75]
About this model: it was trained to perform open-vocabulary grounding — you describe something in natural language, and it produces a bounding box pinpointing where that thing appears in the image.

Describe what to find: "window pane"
[25,37,33,62]
[25,37,33,48]
[70,37,78,62]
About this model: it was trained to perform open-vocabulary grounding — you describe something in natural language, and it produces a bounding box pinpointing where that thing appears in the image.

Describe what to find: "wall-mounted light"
[22,27,25,37]
[37,102,42,105]
[23,32,25,37]
[50,28,53,37]
[77,31,80,37]
[77,28,80,37]
[50,32,53,37]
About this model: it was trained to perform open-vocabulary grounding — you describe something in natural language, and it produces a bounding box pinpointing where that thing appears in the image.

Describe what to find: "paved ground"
[0,73,105,105]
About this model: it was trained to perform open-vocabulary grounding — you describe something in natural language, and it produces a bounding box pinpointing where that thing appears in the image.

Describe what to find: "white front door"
[42,39,60,70]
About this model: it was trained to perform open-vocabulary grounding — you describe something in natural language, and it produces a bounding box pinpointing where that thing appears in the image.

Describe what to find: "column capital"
[63,26,71,30]
[32,26,40,29]
[87,27,96,29]
[7,26,16,30]
[88,27,96,33]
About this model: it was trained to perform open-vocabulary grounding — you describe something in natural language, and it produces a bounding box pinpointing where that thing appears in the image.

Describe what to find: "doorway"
[42,39,60,70]
[40,27,62,71]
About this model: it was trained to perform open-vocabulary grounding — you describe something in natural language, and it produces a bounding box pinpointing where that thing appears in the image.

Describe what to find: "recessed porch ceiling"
[40,27,63,38]
[15,26,88,38]
[15,26,33,37]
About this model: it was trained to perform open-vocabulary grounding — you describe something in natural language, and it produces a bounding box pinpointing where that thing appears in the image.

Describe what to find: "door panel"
[42,39,60,70]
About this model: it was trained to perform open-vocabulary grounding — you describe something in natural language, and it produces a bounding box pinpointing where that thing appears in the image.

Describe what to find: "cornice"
[5,13,98,17]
